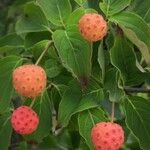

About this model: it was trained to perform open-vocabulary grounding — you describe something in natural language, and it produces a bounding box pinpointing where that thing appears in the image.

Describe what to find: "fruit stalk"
[111,101,115,123]
[35,40,53,65]
[30,97,36,108]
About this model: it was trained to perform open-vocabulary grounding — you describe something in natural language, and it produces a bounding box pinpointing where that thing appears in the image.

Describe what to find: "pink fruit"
[91,122,124,150]
[13,64,47,98]
[78,13,107,42]
[11,106,39,135]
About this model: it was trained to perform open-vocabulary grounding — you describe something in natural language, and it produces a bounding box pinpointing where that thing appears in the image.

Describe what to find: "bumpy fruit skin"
[78,13,107,42]
[91,122,124,150]
[13,64,47,98]
[11,106,39,135]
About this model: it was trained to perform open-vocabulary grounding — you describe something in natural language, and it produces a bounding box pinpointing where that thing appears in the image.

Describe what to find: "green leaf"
[78,108,107,150]
[15,141,27,150]
[26,40,57,65]
[124,96,150,150]
[44,59,62,78]
[104,68,124,102]
[13,0,35,5]
[67,8,97,26]
[0,56,23,113]
[58,79,101,127]
[58,80,81,127]
[84,78,104,103]
[16,2,49,34]
[110,35,148,86]
[128,0,150,22]
[37,0,72,26]
[74,0,87,5]
[25,31,51,48]
[100,0,131,16]
[110,12,150,64]
[0,112,12,150]
[78,138,89,150]
[52,25,92,79]
[0,47,24,56]
[87,0,100,11]
[25,91,52,141]
[27,40,49,60]
[126,133,142,150]
[0,33,24,47]
[0,33,24,55]
[98,41,105,82]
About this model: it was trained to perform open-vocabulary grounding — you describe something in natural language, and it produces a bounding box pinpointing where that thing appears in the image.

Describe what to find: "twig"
[124,87,150,93]
[52,109,57,134]
[54,127,64,136]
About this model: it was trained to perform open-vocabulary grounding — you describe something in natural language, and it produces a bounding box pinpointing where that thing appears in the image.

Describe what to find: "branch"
[124,87,150,93]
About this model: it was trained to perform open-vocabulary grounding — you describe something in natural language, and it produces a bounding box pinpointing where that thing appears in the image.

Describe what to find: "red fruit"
[13,64,47,98]
[91,122,124,150]
[11,106,39,135]
[78,13,107,42]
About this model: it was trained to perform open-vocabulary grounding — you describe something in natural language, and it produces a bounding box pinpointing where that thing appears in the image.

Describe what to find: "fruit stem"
[111,101,115,123]
[35,41,53,65]
[30,98,36,108]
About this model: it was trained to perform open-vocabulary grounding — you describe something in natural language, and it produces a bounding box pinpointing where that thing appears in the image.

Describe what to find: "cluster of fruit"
[79,13,125,150]
[11,65,47,135]
[10,13,124,150]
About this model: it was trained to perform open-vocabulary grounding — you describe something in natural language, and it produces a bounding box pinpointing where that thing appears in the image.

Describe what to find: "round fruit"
[11,106,39,135]
[13,64,47,98]
[78,13,107,42]
[91,122,124,150]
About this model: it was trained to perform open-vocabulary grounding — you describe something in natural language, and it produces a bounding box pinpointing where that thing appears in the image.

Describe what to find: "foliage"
[0,0,150,149]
